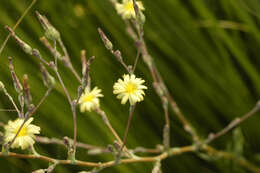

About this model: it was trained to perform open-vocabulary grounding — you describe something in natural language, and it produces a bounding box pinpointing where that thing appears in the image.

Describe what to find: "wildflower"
[113,74,147,105]
[115,0,145,19]
[78,86,103,112]
[4,118,40,150]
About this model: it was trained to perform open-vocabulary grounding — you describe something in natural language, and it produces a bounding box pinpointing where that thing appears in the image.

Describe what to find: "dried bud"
[23,43,33,55]
[113,50,123,62]
[36,11,60,41]
[113,141,121,151]
[45,26,60,41]
[39,63,55,88]
[8,57,23,93]
[81,50,87,76]
[98,28,113,51]
[63,136,71,148]
[84,56,95,85]
[5,26,33,55]
[23,74,32,106]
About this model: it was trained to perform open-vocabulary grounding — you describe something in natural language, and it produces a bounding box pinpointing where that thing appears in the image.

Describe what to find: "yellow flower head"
[115,0,145,19]
[78,86,103,112]
[4,118,40,150]
[113,74,147,105]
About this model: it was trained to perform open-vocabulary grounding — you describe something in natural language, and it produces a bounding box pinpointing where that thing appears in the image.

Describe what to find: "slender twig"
[0,84,21,117]
[0,0,37,56]
[27,87,53,118]
[204,101,260,145]
[57,38,81,82]
[132,41,141,73]
[119,105,135,153]
[162,100,170,150]
[132,146,162,154]
[95,108,123,145]
[0,145,196,168]
[197,20,249,32]
[51,54,77,158]
[53,67,72,104]
[203,145,260,173]
[0,109,16,112]
[97,28,130,73]
[0,145,259,172]
[35,136,108,153]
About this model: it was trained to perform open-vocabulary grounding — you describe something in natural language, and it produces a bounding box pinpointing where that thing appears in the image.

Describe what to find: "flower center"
[83,94,94,102]
[125,82,137,94]
[15,126,27,137]
[124,2,134,11]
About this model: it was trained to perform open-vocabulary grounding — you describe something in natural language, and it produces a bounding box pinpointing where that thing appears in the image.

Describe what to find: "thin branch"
[204,101,260,145]
[0,84,21,117]
[0,0,37,56]
[0,145,195,168]
[97,28,130,73]
[27,87,53,118]
[197,20,249,32]
[162,100,170,150]
[203,145,260,173]
[0,145,258,172]
[95,108,123,145]
[132,41,141,73]
[0,109,16,112]
[140,30,199,142]
[119,105,135,153]
[35,136,108,154]
[57,38,81,82]
[51,54,77,159]
[53,67,72,104]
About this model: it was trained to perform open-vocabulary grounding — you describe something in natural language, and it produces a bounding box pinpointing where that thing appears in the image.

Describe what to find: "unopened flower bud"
[98,28,113,51]
[5,26,33,55]
[36,11,60,41]
[23,74,32,106]
[23,43,33,55]
[8,57,23,93]
[45,26,60,41]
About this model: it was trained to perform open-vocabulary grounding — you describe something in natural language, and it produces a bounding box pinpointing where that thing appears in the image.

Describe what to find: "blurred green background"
[1,0,260,172]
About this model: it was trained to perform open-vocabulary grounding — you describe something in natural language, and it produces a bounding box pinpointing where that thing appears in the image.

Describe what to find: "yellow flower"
[78,86,103,112]
[115,0,145,19]
[4,118,40,150]
[113,74,147,105]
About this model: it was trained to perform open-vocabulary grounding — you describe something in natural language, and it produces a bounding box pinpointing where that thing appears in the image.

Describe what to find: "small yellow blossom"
[4,118,40,150]
[115,0,145,19]
[113,74,147,105]
[79,86,103,112]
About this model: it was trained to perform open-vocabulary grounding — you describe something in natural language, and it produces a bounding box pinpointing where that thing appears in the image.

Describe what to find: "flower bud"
[98,28,113,51]
[36,11,60,41]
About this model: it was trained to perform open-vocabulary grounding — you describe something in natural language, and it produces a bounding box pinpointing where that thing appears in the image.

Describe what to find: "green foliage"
[0,0,260,172]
